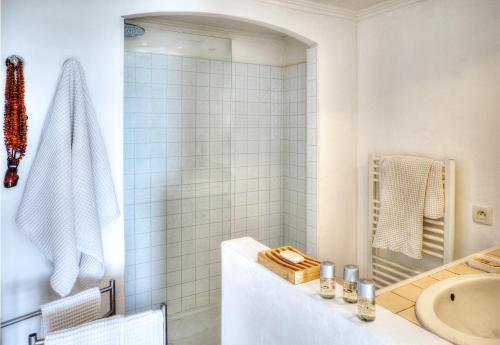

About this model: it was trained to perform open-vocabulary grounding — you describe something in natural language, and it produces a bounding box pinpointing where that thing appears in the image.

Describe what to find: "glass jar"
[319,261,336,299]
[357,279,376,321]
[342,265,359,303]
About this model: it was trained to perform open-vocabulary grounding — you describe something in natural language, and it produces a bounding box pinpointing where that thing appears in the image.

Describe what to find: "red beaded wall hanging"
[3,55,27,188]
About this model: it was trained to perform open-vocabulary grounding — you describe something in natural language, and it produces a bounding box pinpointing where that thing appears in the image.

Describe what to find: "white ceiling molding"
[357,0,424,20]
[257,0,425,20]
[257,0,357,20]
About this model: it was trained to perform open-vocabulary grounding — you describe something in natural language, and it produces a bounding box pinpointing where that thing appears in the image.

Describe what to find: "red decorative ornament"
[4,55,27,188]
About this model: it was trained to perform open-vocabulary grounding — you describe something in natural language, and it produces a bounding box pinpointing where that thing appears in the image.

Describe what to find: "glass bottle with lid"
[357,279,376,321]
[319,261,336,299]
[342,265,359,303]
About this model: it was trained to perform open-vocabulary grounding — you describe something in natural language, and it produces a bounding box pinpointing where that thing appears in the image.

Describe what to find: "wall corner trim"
[257,0,425,21]
[357,0,424,20]
[257,0,357,20]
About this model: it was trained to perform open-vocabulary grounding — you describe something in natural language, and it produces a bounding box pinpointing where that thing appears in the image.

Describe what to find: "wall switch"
[472,205,493,225]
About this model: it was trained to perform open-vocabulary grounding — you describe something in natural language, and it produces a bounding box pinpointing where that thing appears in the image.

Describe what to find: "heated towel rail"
[368,155,456,289]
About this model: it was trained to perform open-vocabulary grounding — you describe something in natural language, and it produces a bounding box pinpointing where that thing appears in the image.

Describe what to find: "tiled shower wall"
[282,63,307,253]
[230,63,283,248]
[124,49,317,315]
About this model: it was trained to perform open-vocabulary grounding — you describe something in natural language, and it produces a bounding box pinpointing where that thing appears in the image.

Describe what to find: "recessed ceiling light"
[177,45,183,49]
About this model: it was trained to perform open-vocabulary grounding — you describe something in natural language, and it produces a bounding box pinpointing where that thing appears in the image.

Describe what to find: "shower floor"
[168,305,221,345]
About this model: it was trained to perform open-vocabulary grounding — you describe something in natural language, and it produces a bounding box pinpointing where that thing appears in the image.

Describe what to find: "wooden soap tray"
[258,246,321,284]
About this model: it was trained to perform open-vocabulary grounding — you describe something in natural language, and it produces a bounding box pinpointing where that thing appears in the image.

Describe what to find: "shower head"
[124,23,145,38]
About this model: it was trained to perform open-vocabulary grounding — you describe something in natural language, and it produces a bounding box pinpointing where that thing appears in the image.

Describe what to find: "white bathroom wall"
[1,0,357,343]
[357,0,500,274]
[283,38,308,66]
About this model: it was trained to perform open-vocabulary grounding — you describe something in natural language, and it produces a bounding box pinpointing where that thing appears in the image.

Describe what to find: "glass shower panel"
[124,27,231,316]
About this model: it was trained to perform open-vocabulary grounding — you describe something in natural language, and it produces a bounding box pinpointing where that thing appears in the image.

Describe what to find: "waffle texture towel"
[41,287,101,333]
[16,58,120,296]
[45,310,165,345]
[45,316,122,345]
[372,155,444,259]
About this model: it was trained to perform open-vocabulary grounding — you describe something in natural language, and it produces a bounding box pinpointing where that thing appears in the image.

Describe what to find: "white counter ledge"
[221,237,450,345]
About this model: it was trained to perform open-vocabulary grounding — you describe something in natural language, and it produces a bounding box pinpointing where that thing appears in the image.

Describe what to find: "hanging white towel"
[424,160,445,219]
[45,310,165,345]
[372,155,444,259]
[16,58,120,296]
[41,287,101,334]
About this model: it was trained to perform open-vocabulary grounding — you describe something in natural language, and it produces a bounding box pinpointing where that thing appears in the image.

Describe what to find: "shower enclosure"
[123,16,317,344]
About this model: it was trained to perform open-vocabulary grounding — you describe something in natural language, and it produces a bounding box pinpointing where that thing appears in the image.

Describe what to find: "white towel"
[45,316,123,345]
[372,156,445,259]
[16,58,120,296]
[41,287,101,333]
[45,310,165,345]
[424,160,445,219]
[124,310,165,345]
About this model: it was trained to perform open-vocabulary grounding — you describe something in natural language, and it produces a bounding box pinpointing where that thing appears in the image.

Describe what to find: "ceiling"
[307,0,388,11]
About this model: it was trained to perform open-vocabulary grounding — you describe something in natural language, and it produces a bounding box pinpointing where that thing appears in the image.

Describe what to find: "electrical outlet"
[472,205,493,225]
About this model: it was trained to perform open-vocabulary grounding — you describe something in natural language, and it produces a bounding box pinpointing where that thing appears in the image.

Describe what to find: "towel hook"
[6,54,24,67]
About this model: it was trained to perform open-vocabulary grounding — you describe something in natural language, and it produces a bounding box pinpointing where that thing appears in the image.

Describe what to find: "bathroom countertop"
[221,237,450,345]
[375,245,500,327]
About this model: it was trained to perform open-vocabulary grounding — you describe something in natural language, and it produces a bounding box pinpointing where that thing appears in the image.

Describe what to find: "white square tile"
[151,69,167,84]
[125,51,135,67]
[168,70,182,85]
[168,56,182,70]
[210,60,224,74]
[135,53,151,68]
[234,63,247,76]
[135,68,151,83]
[151,54,167,68]
[182,57,196,72]
[197,59,210,73]
[247,64,259,77]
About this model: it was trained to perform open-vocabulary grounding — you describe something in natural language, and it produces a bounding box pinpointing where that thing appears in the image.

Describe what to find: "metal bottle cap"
[358,279,376,299]
[343,265,359,282]
[320,261,336,278]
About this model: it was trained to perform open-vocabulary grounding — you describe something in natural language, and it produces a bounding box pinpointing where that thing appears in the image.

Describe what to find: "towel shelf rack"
[1,279,116,329]
[368,155,456,290]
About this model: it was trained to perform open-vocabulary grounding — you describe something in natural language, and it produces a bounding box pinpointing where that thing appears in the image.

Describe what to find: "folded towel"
[45,316,122,345]
[16,58,120,296]
[45,310,165,345]
[372,155,444,259]
[41,287,101,334]
[124,310,165,345]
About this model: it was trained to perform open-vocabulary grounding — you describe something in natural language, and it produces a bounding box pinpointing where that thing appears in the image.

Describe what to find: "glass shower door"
[124,24,231,343]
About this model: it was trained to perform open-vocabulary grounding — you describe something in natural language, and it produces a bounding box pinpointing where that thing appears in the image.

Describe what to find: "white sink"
[416,274,500,345]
